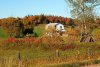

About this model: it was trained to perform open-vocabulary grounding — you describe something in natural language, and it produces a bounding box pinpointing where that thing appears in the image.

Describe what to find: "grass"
[0,25,100,66]
[34,24,45,37]
[0,27,8,38]
[0,41,100,66]
[0,49,100,67]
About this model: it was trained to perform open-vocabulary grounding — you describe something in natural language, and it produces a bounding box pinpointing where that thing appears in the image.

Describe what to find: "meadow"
[0,42,100,67]
[0,24,100,67]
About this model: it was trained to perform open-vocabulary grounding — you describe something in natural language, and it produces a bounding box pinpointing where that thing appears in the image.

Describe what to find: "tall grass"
[0,26,100,66]
[0,54,100,67]
[0,41,100,67]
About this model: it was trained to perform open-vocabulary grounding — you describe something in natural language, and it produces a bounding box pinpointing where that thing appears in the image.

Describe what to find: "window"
[60,26,62,29]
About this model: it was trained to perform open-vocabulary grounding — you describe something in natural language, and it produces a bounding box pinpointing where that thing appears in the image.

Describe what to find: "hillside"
[0,15,100,39]
[0,15,100,67]
[0,15,75,37]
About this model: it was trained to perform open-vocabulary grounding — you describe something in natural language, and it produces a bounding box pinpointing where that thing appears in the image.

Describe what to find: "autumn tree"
[14,17,24,37]
[1,17,16,37]
[0,19,2,26]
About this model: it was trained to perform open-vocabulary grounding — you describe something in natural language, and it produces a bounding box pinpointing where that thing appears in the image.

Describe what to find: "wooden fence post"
[18,51,21,61]
[88,47,92,59]
[76,50,80,60]
[56,49,60,57]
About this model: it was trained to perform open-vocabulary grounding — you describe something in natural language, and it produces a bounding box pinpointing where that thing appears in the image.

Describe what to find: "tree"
[14,18,24,38]
[65,0,100,33]
[0,19,2,26]
[1,17,16,37]
[65,0,100,42]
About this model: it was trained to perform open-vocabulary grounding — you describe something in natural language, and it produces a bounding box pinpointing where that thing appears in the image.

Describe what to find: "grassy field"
[0,42,100,67]
[0,25,100,67]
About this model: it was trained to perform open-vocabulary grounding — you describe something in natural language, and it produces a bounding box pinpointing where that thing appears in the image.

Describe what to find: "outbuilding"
[45,23,66,36]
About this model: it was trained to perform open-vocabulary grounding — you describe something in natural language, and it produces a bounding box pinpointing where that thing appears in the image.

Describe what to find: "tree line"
[0,15,74,37]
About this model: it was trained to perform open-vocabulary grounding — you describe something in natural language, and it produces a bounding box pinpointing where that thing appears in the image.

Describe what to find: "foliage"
[66,0,100,18]
[0,15,75,37]
[0,27,8,38]
[34,25,44,37]
[66,0,100,34]
[92,28,100,41]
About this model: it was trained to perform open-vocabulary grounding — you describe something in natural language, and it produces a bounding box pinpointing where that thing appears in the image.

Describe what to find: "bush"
[1,37,36,49]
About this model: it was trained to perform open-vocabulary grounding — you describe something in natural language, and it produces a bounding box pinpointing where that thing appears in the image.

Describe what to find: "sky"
[0,0,100,18]
[0,0,71,18]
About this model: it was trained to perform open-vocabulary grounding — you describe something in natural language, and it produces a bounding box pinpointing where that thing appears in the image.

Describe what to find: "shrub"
[1,37,36,49]
[60,44,75,51]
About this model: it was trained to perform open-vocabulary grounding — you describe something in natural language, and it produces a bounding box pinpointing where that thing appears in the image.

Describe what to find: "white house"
[45,23,66,36]
[45,23,65,32]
